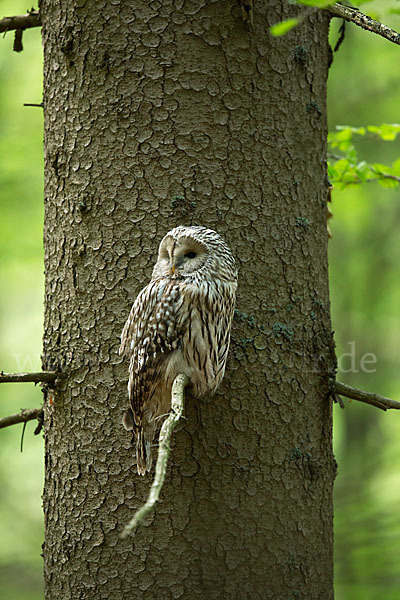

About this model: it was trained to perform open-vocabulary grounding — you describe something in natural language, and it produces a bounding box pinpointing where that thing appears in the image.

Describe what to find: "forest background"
[0,0,400,598]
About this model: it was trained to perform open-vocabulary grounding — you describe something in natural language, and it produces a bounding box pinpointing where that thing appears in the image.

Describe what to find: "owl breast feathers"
[119,225,238,475]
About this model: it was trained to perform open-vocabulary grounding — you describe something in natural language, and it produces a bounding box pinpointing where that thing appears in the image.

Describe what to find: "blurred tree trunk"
[41,0,335,598]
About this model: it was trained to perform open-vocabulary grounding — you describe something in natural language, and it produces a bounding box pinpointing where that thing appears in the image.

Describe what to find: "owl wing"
[119,279,185,425]
[213,284,237,385]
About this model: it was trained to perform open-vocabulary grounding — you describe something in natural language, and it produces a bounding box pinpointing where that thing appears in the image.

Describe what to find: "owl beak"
[170,263,175,275]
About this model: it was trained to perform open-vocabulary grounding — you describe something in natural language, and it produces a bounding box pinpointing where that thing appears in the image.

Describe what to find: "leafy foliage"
[328,124,400,189]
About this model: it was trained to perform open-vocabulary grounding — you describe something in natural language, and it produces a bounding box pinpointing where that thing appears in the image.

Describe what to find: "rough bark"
[41,0,335,598]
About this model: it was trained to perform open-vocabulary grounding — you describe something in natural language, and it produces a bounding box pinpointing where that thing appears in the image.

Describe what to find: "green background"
[1,1,400,598]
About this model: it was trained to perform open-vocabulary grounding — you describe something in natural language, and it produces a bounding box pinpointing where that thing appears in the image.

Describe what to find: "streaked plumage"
[119,225,237,475]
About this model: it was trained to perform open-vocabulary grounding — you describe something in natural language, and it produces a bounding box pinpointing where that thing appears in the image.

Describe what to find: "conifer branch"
[0,407,43,430]
[0,11,41,34]
[0,371,57,384]
[121,374,189,538]
[335,381,400,411]
[327,3,400,46]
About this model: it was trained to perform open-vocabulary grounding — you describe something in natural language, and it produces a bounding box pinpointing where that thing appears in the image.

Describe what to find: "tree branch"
[327,3,400,46]
[332,173,400,187]
[0,11,41,34]
[0,407,43,430]
[370,167,400,184]
[335,381,400,411]
[121,373,189,538]
[0,371,57,384]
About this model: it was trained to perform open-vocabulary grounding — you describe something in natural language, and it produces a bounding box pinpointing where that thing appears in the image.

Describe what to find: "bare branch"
[335,381,400,411]
[0,11,41,34]
[121,374,189,538]
[0,408,43,430]
[0,371,57,384]
[327,3,400,46]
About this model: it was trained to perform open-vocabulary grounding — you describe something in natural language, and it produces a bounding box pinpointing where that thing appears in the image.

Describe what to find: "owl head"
[151,225,237,283]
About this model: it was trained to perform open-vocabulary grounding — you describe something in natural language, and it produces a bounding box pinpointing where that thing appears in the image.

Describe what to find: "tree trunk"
[41,0,335,598]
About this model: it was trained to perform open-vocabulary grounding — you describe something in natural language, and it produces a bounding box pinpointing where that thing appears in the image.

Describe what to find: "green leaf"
[377,178,399,189]
[327,163,338,180]
[347,147,358,162]
[391,159,400,176]
[367,124,400,141]
[328,126,365,151]
[373,163,392,174]
[335,126,366,136]
[270,18,299,36]
[355,161,371,182]
[333,159,351,176]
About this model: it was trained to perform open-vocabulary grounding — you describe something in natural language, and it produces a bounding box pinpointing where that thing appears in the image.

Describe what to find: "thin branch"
[121,373,189,538]
[331,174,400,187]
[24,103,43,108]
[0,11,41,34]
[327,3,400,47]
[370,167,400,183]
[335,381,400,411]
[0,371,57,384]
[0,407,43,430]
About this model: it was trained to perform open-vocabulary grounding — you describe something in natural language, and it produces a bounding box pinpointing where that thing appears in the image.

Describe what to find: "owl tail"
[136,428,152,476]
[122,408,154,475]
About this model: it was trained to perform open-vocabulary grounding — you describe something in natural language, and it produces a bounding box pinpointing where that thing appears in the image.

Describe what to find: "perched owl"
[119,225,237,475]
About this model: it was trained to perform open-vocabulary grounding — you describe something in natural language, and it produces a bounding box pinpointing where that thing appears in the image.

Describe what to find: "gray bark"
[41,0,335,598]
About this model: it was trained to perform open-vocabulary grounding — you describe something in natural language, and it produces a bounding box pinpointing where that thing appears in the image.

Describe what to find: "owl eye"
[184,251,197,259]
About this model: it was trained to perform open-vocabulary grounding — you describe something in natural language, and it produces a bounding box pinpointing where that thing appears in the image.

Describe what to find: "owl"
[119,225,237,475]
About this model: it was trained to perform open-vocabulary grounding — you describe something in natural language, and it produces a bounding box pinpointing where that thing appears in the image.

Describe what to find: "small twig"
[331,174,400,187]
[0,371,57,384]
[121,373,189,538]
[0,407,43,430]
[327,3,400,47]
[334,394,344,409]
[20,422,27,451]
[24,103,43,108]
[370,167,400,184]
[333,19,346,53]
[335,381,400,411]
[0,11,41,34]
[33,410,44,435]
[13,28,23,52]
